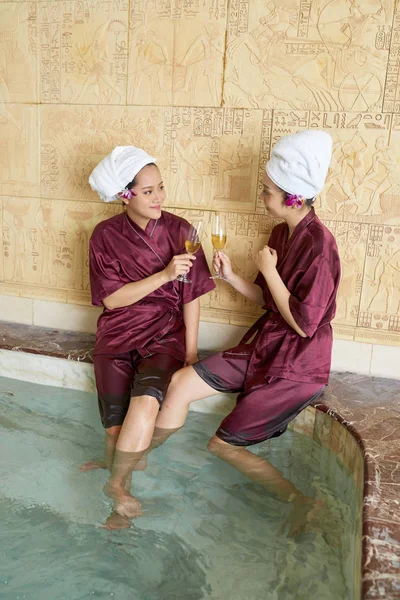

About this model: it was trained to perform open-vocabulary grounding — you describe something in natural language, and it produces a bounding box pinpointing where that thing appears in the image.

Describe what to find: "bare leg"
[80,425,135,529]
[208,436,322,537]
[80,426,121,472]
[207,436,302,500]
[133,425,184,471]
[104,448,146,518]
[101,367,218,526]
[115,395,159,453]
[104,395,160,517]
[150,425,183,449]
[155,366,221,430]
[101,426,184,530]
[117,367,219,469]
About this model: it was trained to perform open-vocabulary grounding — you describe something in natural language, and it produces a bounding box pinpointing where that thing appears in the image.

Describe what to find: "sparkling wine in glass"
[177,220,205,284]
[185,239,202,255]
[210,212,227,279]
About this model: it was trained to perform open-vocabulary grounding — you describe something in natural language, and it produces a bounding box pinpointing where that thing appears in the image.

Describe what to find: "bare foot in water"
[80,457,147,472]
[103,480,143,519]
[101,511,130,530]
[79,461,107,472]
[284,496,324,537]
[114,500,142,519]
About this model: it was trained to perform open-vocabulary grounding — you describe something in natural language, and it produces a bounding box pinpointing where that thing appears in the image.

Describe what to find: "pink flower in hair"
[286,194,304,209]
[120,187,137,200]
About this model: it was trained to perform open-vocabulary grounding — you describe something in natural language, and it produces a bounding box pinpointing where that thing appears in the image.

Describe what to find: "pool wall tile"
[0,349,96,393]
[290,405,315,437]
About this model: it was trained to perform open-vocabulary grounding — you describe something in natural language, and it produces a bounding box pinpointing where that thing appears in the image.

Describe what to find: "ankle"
[107,476,124,488]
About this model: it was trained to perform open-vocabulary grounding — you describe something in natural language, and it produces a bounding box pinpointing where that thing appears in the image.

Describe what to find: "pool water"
[0,377,360,600]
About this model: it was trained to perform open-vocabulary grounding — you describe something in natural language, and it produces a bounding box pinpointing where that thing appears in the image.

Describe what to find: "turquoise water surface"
[0,377,359,600]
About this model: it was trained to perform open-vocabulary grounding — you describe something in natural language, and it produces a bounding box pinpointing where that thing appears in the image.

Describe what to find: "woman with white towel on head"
[82,146,215,528]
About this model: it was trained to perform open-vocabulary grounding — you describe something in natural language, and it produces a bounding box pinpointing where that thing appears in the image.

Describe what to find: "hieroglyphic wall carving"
[128,0,227,106]
[224,0,392,112]
[2,195,120,303]
[0,0,399,347]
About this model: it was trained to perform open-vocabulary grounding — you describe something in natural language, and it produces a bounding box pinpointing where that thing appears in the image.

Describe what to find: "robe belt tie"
[240,310,273,344]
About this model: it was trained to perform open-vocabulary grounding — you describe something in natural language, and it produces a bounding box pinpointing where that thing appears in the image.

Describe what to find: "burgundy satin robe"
[89,211,215,360]
[224,209,341,387]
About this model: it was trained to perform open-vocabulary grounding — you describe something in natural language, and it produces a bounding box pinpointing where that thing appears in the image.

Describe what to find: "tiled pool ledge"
[0,321,399,600]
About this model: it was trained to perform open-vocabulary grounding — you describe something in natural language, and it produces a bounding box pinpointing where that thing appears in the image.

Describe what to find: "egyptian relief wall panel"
[40,105,167,201]
[0,105,40,198]
[1,196,121,304]
[37,0,129,105]
[0,0,399,348]
[166,107,266,212]
[0,4,38,103]
[128,0,227,106]
[358,224,400,344]
[224,0,393,112]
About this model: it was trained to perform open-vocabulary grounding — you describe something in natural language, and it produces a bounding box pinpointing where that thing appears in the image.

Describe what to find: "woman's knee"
[168,366,194,397]
[166,365,216,407]
[130,394,160,416]
[208,434,229,456]
[170,366,191,386]
[106,425,122,437]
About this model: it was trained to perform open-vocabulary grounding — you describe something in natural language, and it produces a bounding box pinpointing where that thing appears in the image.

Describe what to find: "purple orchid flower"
[286,194,304,209]
[120,188,137,200]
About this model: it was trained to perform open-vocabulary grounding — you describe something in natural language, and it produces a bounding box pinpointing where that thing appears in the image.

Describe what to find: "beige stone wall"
[1,0,399,347]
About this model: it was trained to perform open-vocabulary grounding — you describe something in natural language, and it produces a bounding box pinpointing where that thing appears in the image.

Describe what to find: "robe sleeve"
[180,244,215,304]
[289,255,336,337]
[253,223,279,289]
[89,236,125,307]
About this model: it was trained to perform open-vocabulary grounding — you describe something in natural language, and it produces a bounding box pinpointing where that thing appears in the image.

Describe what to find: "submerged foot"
[79,460,107,472]
[103,480,143,519]
[284,496,324,537]
[101,511,131,530]
[135,454,148,471]
[114,500,142,519]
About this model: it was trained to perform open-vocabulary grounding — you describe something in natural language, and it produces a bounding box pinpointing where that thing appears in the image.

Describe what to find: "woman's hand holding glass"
[212,251,234,282]
[163,254,196,283]
[210,212,227,279]
[177,220,206,283]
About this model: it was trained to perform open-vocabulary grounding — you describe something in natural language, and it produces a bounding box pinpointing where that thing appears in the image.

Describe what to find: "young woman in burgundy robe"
[83,146,215,527]
[156,130,341,533]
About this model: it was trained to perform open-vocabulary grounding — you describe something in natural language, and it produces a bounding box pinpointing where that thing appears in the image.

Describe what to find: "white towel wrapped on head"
[266,130,332,199]
[89,146,157,202]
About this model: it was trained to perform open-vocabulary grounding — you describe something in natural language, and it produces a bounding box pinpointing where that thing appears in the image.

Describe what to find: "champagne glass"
[177,220,206,284]
[210,212,227,279]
